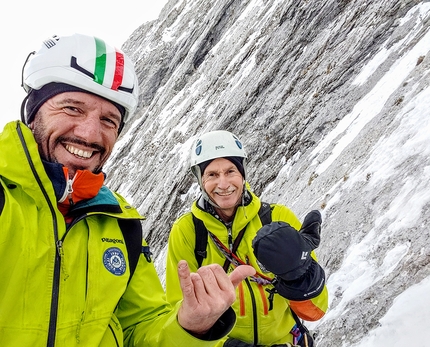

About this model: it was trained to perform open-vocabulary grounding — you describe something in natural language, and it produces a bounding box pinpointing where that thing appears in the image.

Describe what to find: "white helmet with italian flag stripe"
[22,33,139,126]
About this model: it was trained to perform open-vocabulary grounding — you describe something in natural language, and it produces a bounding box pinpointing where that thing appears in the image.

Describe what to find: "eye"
[62,106,81,115]
[101,116,119,129]
[203,172,217,181]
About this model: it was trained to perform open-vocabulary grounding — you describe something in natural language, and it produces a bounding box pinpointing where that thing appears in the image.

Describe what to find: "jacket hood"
[0,121,58,207]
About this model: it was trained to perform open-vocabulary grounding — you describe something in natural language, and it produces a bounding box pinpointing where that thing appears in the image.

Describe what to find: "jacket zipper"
[58,167,75,205]
[244,277,259,344]
[18,125,61,347]
[227,224,233,251]
[108,323,121,347]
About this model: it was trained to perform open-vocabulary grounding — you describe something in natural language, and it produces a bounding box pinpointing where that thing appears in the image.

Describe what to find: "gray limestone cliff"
[104,1,430,345]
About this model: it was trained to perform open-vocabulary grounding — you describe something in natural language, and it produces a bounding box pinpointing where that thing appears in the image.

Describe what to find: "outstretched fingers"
[177,261,255,335]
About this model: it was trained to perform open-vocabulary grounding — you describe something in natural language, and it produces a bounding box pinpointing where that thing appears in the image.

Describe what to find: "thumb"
[229,265,256,287]
[299,210,322,249]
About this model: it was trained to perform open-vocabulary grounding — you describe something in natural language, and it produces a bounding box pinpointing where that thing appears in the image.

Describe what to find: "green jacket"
[0,121,231,347]
[166,188,329,346]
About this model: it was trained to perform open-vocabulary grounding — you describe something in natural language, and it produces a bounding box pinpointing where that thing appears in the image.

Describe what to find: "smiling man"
[165,130,329,347]
[0,34,255,346]
[31,91,120,174]
[200,157,245,221]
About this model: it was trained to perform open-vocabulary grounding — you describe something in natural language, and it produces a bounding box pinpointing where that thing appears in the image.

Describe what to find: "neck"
[214,207,237,223]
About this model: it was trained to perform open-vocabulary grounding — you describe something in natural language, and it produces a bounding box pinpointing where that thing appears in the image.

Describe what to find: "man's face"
[202,157,244,216]
[31,91,121,178]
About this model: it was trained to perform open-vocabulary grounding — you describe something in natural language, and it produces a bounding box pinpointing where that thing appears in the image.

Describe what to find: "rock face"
[104,0,430,345]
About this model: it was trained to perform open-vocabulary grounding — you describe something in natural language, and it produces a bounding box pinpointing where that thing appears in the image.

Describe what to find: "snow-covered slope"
[104,1,430,345]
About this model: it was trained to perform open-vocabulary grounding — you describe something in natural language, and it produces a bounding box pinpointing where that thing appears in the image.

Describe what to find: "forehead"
[51,91,120,113]
[205,158,237,171]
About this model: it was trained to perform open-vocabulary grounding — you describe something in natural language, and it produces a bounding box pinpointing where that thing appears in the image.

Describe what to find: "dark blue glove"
[252,210,325,300]
[223,338,254,347]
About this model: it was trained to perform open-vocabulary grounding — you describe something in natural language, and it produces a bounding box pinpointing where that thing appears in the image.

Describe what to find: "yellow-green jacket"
[0,121,232,347]
[166,188,328,346]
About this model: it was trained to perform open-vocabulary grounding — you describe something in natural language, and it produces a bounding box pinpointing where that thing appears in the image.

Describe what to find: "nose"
[217,173,231,189]
[73,113,102,143]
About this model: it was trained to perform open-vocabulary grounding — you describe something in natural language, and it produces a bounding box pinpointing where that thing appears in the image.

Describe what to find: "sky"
[0,0,169,130]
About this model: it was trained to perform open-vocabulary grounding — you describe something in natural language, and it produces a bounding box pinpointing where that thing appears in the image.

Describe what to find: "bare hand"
[177,260,255,335]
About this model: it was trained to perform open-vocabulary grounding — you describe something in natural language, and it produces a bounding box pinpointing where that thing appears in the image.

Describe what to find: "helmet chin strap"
[20,91,32,124]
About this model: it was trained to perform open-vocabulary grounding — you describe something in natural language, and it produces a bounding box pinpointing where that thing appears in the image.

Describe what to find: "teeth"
[216,191,233,196]
[66,145,93,158]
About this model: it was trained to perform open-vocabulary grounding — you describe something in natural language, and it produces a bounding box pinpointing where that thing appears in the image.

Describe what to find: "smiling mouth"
[65,144,93,159]
[215,190,235,196]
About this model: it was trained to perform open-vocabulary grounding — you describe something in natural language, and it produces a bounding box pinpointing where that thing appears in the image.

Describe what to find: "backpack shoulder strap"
[193,213,208,268]
[0,183,5,215]
[117,219,146,283]
[258,201,272,225]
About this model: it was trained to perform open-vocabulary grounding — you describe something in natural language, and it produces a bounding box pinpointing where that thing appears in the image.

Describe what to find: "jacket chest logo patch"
[103,247,126,276]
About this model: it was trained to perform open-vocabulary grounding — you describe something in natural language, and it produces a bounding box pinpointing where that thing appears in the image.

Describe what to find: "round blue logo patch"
[103,247,126,276]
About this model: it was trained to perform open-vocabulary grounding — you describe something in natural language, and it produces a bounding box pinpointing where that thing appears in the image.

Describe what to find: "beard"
[31,115,107,175]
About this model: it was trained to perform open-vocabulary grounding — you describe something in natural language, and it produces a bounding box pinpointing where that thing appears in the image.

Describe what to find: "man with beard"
[0,33,255,346]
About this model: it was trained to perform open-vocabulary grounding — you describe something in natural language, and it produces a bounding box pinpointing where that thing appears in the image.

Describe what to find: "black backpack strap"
[117,219,145,283]
[193,213,208,268]
[291,309,308,334]
[0,183,5,215]
[291,309,315,347]
[258,201,272,225]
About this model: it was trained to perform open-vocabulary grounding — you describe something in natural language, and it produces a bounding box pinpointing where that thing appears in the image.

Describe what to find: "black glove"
[252,210,325,301]
[223,337,254,347]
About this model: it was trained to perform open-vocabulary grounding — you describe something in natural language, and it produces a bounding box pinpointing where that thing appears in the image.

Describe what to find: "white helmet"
[190,130,247,187]
[22,33,139,126]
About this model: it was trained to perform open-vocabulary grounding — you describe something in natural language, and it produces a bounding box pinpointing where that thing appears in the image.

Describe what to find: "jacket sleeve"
[272,205,329,321]
[118,238,234,347]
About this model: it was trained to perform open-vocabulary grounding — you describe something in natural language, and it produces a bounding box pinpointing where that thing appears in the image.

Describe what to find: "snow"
[137,2,430,343]
[352,276,430,347]
[311,23,430,176]
[300,3,430,344]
